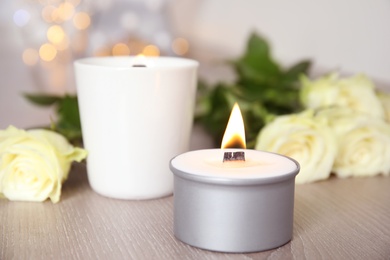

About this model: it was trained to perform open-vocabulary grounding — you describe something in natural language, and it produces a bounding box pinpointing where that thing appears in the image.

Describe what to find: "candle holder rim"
[74,56,199,70]
[169,159,300,186]
[170,149,300,185]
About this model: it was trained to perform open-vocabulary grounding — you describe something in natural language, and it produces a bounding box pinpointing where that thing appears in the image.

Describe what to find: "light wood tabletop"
[1,162,389,259]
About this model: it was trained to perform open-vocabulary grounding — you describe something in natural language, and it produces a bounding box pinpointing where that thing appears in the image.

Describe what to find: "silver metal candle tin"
[170,153,300,253]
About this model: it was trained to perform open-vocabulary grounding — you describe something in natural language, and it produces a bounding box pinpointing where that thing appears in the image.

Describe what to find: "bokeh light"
[22,48,39,66]
[13,9,30,27]
[112,43,130,56]
[55,36,69,51]
[39,43,57,61]
[55,2,75,22]
[94,47,111,57]
[47,25,65,44]
[172,38,189,56]
[41,5,56,23]
[128,39,149,56]
[73,12,91,30]
[142,45,160,56]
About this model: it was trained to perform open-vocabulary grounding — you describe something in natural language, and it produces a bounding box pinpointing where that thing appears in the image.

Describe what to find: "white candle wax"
[171,148,298,180]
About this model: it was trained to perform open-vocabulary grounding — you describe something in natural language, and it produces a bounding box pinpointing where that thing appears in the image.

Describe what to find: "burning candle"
[170,103,300,253]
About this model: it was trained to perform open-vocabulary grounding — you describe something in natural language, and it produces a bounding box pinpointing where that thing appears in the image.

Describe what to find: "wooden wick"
[223,151,245,162]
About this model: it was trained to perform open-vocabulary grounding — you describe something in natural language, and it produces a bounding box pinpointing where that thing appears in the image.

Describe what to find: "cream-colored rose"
[0,126,87,203]
[316,107,390,178]
[255,110,337,184]
[300,73,385,119]
[377,91,390,123]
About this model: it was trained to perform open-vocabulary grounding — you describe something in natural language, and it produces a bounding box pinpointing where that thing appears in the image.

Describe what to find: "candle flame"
[221,103,246,149]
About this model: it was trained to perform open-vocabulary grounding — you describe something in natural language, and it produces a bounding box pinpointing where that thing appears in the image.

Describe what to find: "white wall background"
[1,0,390,129]
[169,0,390,85]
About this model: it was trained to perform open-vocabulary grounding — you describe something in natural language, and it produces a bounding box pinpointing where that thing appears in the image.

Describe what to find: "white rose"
[377,91,390,123]
[0,126,87,203]
[316,107,390,178]
[300,73,385,119]
[255,110,337,184]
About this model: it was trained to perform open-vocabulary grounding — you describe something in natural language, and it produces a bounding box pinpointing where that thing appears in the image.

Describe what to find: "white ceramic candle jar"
[74,56,198,200]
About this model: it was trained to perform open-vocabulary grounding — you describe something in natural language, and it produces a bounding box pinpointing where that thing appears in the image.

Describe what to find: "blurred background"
[1,0,390,129]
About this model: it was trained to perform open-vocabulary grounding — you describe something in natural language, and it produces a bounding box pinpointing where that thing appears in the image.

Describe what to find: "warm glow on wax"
[131,54,148,67]
[221,103,246,149]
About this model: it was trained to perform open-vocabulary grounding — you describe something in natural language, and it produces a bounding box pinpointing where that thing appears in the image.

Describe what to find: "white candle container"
[74,56,198,200]
[170,149,300,253]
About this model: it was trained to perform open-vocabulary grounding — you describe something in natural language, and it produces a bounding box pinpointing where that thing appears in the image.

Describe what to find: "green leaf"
[283,60,312,82]
[56,96,81,128]
[233,32,281,83]
[55,95,82,144]
[24,93,61,106]
[194,81,212,118]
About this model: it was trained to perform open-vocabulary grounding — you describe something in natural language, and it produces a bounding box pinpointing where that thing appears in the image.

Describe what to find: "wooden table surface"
[1,162,389,259]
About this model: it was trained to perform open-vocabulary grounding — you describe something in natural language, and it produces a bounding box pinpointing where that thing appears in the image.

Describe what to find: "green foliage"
[196,32,311,148]
[24,94,61,106]
[24,94,82,145]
